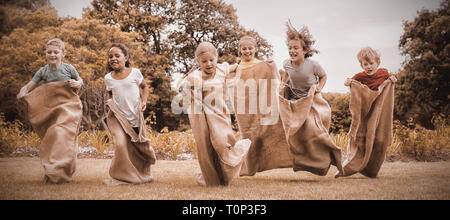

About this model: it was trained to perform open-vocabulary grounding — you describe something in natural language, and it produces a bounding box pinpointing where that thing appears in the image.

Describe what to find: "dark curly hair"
[106,43,131,72]
[286,20,319,58]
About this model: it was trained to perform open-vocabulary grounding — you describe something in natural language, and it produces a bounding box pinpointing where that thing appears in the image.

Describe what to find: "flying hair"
[286,19,319,58]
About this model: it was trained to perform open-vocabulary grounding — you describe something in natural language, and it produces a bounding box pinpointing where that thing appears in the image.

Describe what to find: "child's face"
[45,45,64,67]
[360,58,380,75]
[108,47,128,71]
[288,40,306,62]
[197,52,217,76]
[240,41,257,62]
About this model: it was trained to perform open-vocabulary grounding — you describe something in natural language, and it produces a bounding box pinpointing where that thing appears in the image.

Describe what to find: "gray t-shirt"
[31,63,80,83]
[283,58,326,99]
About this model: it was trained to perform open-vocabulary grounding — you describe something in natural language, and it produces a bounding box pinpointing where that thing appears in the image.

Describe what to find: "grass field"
[0,158,449,200]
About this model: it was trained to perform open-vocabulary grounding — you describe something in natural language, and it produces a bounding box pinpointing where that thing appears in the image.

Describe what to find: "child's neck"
[111,67,131,80]
[240,58,259,65]
[113,67,130,75]
[365,68,379,76]
[49,62,62,70]
[291,57,305,68]
[202,70,216,81]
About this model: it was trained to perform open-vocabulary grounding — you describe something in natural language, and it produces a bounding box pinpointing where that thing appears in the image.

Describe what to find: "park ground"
[0,158,449,200]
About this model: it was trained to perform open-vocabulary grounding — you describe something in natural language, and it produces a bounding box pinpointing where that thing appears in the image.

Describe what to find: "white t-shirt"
[105,68,144,127]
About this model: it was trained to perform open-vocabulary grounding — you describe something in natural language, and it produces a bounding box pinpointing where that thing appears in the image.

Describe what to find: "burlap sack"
[336,80,394,178]
[230,62,292,176]
[278,84,343,176]
[185,68,251,186]
[23,81,82,184]
[105,99,156,185]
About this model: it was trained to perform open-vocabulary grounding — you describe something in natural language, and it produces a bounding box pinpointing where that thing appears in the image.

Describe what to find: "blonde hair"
[286,20,319,58]
[195,42,218,62]
[357,47,380,63]
[46,38,65,52]
[238,36,258,56]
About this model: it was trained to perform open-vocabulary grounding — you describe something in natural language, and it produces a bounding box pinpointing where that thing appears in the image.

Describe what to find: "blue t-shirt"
[31,63,80,83]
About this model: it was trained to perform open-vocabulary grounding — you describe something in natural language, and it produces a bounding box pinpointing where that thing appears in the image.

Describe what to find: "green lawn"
[0,158,449,200]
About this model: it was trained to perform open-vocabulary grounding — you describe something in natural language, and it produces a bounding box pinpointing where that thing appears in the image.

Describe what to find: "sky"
[49,0,442,93]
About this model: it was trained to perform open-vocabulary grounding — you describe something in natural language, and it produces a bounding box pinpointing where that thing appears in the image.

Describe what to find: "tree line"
[0,0,448,132]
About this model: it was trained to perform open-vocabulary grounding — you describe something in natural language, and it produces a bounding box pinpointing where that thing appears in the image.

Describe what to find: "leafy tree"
[0,6,60,123]
[397,0,449,128]
[85,0,181,131]
[0,6,152,131]
[169,0,273,74]
[323,93,351,133]
[0,0,50,10]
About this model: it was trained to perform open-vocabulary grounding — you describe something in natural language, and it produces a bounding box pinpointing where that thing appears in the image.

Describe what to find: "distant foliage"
[0,1,273,131]
[323,93,352,133]
[396,0,450,128]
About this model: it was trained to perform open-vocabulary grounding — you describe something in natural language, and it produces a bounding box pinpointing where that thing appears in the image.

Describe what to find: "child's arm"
[264,59,277,70]
[389,75,397,83]
[69,77,83,89]
[228,63,238,78]
[139,80,150,111]
[344,78,353,86]
[316,75,327,93]
[17,81,38,99]
[280,70,288,84]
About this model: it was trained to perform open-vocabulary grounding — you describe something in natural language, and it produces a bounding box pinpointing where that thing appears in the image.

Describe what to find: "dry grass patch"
[0,158,449,200]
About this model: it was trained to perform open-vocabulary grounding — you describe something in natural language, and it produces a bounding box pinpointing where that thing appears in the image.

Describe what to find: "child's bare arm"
[344,78,353,86]
[280,70,289,84]
[69,77,83,89]
[17,81,37,99]
[139,80,150,111]
[389,75,397,83]
[228,63,238,78]
[316,75,327,93]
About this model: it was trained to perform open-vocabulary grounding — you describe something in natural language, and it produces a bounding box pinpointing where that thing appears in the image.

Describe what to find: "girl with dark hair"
[103,43,156,186]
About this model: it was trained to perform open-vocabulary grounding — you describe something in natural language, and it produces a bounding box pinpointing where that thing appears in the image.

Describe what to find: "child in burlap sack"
[17,38,83,184]
[337,47,397,178]
[103,43,156,186]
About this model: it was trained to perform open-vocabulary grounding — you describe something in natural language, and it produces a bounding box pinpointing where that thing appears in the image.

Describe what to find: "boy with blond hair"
[337,47,397,178]
[17,38,82,97]
[17,38,83,184]
[344,47,396,90]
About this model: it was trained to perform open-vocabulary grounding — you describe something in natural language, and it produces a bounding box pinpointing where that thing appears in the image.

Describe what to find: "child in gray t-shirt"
[17,38,83,99]
[282,23,327,100]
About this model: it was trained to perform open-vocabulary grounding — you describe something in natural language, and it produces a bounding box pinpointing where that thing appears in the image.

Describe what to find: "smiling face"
[239,40,257,62]
[197,52,217,76]
[288,39,307,62]
[108,47,128,71]
[360,58,380,75]
[45,45,64,68]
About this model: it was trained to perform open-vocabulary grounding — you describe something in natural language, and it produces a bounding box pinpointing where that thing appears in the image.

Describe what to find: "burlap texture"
[278,84,343,176]
[105,99,156,185]
[23,81,82,184]
[230,62,293,176]
[336,80,394,178]
[185,68,251,186]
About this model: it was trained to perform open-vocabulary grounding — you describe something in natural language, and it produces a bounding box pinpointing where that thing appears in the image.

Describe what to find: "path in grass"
[0,158,449,200]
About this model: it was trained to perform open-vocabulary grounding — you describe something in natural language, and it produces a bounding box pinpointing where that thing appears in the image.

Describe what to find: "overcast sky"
[50,0,442,93]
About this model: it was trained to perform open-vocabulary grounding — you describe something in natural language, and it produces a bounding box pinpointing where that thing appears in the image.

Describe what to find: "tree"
[322,93,352,133]
[0,6,60,123]
[85,0,181,131]
[397,0,449,128]
[169,0,273,74]
[0,0,50,10]
[0,6,152,131]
